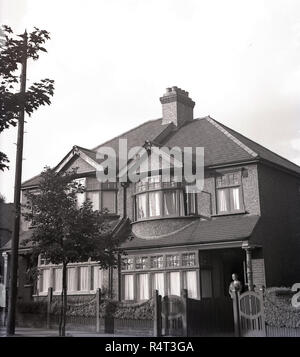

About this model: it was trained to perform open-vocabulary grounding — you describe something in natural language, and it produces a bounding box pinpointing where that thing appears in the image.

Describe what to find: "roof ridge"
[215,120,300,171]
[92,118,163,151]
[206,117,258,158]
[75,145,96,153]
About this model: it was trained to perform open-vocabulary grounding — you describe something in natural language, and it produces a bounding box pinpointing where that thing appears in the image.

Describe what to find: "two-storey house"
[2,87,300,303]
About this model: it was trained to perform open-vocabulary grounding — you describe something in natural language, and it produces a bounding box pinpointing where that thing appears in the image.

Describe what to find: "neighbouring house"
[0,201,13,308]
[1,86,300,304]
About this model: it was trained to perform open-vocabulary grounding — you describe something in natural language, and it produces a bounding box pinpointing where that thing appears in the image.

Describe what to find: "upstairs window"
[134,175,185,221]
[216,171,243,214]
[85,178,117,214]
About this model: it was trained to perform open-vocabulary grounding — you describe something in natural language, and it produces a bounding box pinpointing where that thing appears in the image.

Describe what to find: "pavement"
[0,326,134,337]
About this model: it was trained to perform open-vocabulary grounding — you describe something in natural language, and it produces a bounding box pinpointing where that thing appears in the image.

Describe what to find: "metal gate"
[233,290,266,337]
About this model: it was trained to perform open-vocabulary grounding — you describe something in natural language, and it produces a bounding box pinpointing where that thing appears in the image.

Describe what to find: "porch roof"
[122,214,260,250]
[0,215,124,252]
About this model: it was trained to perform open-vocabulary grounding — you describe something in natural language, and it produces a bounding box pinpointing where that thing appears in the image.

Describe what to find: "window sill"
[211,211,247,218]
[33,290,97,297]
[131,215,200,224]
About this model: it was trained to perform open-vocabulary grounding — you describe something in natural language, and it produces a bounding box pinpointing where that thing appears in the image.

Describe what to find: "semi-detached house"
[1,87,300,303]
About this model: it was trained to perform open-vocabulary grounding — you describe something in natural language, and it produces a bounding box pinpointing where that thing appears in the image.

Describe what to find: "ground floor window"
[168,271,181,296]
[124,274,134,300]
[138,273,149,300]
[40,269,50,293]
[152,272,164,296]
[79,266,89,291]
[121,269,199,301]
[67,267,77,292]
[183,270,197,298]
[38,264,104,295]
[54,268,62,292]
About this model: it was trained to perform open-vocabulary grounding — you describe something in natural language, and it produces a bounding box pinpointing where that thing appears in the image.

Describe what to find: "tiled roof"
[0,215,123,252]
[122,214,260,250]
[163,117,255,167]
[93,118,170,157]
[0,229,33,251]
[22,173,43,188]
[213,119,300,174]
[22,115,300,188]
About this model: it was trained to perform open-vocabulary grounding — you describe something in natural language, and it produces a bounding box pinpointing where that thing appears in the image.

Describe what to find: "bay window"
[134,175,185,221]
[216,171,243,214]
[121,251,199,301]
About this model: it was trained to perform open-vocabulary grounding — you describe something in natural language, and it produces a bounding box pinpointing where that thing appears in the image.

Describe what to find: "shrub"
[264,287,300,328]
[17,301,47,315]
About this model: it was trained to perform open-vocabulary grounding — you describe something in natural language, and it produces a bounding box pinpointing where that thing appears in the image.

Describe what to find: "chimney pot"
[160,86,195,127]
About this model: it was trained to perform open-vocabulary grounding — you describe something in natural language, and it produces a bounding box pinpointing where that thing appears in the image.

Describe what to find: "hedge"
[264,287,300,328]
[17,298,154,320]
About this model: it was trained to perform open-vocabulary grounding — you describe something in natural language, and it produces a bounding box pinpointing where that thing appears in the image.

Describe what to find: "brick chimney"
[160,86,195,127]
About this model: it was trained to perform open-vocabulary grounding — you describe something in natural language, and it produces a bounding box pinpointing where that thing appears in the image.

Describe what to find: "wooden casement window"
[122,257,134,271]
[216,171,243,214]
[182,253,196,267]
[134,175,186,221]
[84,177,117,214]
[135,256,148,270]
[186,191,198,216]
[25,189,40,227]
[150,256,164,269]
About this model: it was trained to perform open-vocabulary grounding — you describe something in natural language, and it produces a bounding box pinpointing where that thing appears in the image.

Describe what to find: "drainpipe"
[242,242,254,291]
[116,182,129,301]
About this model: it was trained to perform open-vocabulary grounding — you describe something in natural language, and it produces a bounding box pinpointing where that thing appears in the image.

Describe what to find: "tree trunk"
[59,262,67,336]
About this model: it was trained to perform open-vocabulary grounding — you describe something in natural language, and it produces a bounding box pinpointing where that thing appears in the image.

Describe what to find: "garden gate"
[233,290,266,337]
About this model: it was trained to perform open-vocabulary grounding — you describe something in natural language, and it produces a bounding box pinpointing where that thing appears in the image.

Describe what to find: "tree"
[23,167,124,336]
[0,25,54,170]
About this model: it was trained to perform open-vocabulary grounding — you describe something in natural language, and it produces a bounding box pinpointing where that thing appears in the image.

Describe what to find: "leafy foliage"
[0,25,54,170]
[22,167,122,268]
[264,287,300,328]
[22,167,127,336]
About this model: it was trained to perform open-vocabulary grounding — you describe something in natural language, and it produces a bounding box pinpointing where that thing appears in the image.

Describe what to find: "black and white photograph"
[0,0,300,348]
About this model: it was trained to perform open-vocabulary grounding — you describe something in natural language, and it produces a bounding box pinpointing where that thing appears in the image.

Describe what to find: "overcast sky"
[1,0,300,202]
